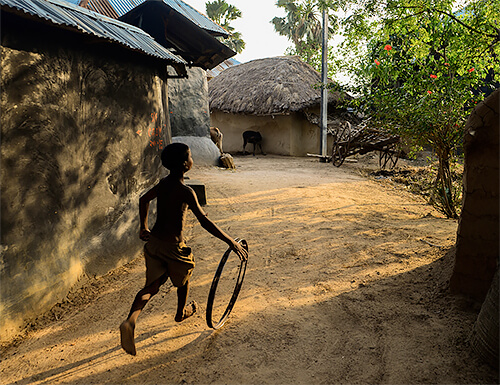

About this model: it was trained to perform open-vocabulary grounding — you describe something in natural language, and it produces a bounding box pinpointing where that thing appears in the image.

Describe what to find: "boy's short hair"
[161,143,190,170]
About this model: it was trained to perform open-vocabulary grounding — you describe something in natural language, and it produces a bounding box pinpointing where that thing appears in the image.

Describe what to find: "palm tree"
[272,0,336,64]
[206,0,246,54]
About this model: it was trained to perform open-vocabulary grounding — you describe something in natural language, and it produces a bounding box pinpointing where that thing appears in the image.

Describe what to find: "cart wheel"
[331,122,351,167]
[332,142,348,167]
[379,146,399,169]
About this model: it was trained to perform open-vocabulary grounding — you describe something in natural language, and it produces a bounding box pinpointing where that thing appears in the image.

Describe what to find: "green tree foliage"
[206,0,246,53]
[331,0,500,218]
[272,0,338,68]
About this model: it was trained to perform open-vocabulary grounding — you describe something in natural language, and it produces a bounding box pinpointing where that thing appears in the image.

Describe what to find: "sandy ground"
[1,154,498,385]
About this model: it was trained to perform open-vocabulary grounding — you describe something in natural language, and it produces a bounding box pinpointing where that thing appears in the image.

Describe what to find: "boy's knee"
[150,284,161,295]
[145,276,166,295]
[175,280,189,293]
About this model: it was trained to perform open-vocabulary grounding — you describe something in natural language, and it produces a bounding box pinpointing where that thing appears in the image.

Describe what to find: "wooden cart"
[329,121,401,169]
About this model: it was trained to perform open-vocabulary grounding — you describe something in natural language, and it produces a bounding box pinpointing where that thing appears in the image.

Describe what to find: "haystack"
[209,56,351,156]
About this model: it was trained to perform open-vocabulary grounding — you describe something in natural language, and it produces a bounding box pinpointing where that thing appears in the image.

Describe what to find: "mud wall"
[210,110,329,156]
[169,67,211,138]
[0,16,171,341]
[451,89,499,300]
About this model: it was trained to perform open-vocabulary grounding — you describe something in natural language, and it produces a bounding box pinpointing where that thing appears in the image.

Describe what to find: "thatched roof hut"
[209,56,344,116]
[209,56,351,156]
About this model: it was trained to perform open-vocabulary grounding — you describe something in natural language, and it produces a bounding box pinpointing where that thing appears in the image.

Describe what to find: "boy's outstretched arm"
[139,184,159,241]
[186,188,248,261]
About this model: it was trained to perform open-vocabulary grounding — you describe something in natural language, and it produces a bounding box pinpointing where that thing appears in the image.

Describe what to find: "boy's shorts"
[144,236,195,287]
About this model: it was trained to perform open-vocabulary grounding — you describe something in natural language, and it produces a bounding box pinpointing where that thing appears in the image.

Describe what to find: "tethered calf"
[210,127,223,155]
[242,130,266,156]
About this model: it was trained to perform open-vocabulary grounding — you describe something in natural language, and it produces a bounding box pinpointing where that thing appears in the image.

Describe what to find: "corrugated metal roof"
[106,0,141,17]
[162,0,228,36]
[81,0,228,36]
[85,0,119,18]
[207,57,240,79]
[118,0,235,70]
[1,0,187,64]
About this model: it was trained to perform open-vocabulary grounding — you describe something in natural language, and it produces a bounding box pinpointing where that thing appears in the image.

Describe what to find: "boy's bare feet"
[120,320,137,356]
[175,301,198,322]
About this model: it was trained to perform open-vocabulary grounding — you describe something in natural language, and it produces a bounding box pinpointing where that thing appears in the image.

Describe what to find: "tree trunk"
[433,145,458,219]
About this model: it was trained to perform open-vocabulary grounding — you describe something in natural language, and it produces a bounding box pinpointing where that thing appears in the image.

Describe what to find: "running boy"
[120,142,248,355]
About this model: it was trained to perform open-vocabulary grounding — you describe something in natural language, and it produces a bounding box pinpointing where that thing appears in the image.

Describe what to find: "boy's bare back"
[153,177,192,242]
[140,176,200,244]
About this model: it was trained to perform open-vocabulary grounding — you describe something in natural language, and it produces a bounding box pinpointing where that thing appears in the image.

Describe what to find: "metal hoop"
[206,239,248,329]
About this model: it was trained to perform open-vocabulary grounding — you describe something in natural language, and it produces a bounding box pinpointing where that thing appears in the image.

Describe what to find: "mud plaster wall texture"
[210,110,327,156]
[168,67,211,138]
[451,88,499,301]
[0,19,170,340]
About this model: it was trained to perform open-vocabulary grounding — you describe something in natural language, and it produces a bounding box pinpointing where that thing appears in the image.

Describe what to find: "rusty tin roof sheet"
[1,0,187,64]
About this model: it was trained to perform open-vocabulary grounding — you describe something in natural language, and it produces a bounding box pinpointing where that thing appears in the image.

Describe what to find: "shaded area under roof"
[118,0,235,70]
[81,0,228,36]
[209,56,348,116]
[1,0,187,68]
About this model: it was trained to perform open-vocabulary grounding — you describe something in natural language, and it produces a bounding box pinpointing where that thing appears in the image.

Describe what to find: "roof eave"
[0,0,187,67]
[119,0,235,70]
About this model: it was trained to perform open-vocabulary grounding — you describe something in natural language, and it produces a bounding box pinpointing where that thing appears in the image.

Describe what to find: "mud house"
[0,0,233,340]
[451,88,499,301]
[209,56,353,156]
[77,0,235,157]
[451,88,499,369]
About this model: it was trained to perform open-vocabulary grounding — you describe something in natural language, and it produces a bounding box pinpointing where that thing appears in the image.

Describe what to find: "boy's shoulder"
[160,176,195,195]
[181,182,196,195]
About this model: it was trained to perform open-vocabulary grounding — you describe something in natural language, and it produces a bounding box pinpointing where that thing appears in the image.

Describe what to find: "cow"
[210,126,223,155]
[243,130,265,156]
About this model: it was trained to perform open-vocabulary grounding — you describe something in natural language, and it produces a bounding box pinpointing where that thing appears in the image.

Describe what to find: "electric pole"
[319,8,328,160]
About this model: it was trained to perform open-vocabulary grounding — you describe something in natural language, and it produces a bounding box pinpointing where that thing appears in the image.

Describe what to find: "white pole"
[319,8,328,159]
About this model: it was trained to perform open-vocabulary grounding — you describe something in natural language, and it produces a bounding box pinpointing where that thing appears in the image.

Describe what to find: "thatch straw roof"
[208,56,345,116]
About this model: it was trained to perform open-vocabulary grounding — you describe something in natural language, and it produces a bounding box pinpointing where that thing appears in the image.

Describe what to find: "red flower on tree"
[430,74,437,79]
[427,91,432,94]
[468,67,475,73]
[374,59,381,65]
[384,44,392,51]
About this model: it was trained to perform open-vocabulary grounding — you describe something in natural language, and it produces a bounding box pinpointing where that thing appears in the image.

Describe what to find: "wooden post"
[161,68,172,146]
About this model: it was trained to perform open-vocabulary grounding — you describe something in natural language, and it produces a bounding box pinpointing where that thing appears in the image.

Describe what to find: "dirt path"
[1,155,497,384]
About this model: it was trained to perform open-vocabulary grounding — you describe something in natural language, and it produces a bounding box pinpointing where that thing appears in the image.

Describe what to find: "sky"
[184,0,292,63]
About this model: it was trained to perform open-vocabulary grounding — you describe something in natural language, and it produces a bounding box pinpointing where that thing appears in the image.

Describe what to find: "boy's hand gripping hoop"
[206,238,248,329]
